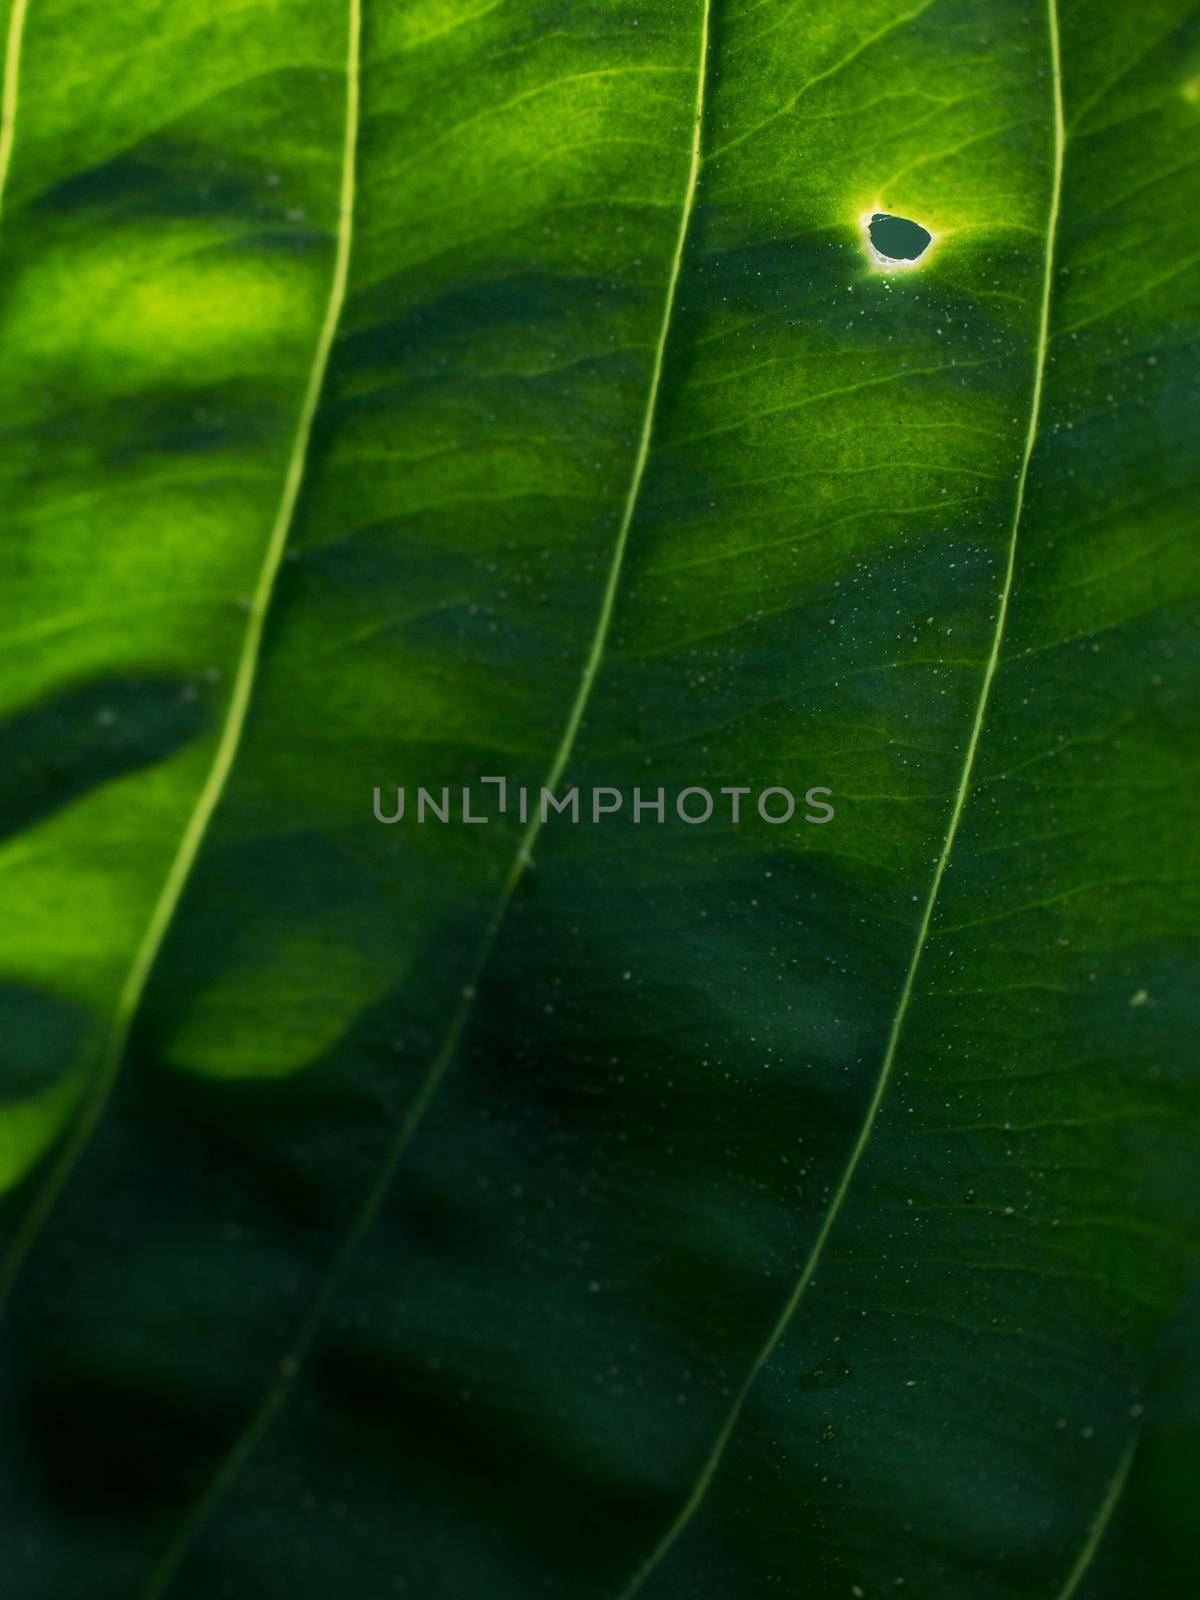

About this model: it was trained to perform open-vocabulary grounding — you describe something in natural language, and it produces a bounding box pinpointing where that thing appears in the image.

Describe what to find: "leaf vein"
[0,0,361,1305]
[0,0,29,227]
[615,2,1068,1592]
[133,3,714,1591]
[1054,1432,1137,1599]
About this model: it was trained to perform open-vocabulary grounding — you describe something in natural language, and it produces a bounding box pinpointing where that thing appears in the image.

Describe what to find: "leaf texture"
[0,1,1197,1596]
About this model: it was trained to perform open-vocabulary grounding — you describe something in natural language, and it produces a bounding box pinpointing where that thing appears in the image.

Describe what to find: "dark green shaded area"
[0,987,91,1099]
[0,677,208,844]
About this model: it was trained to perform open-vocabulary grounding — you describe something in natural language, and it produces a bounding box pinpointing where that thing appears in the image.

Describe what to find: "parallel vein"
[0,0,28,224]
[1055,1430,1136,1598]
[0,0,362,1309]
[135,3,713,1591]
[618,1,1067,1592]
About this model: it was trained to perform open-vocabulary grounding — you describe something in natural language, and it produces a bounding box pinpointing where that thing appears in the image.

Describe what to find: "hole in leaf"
[867,212,932,264]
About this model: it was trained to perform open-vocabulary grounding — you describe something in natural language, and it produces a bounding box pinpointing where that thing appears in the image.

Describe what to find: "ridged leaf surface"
[0,1,1197,1596]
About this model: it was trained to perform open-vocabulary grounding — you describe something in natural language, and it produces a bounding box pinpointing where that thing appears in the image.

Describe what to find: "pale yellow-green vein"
[0,0,362,1310]
[616,2,1066,1592]
[1055,1432,1137,1599]
[0,0,30,226]
[135,3,713,1592]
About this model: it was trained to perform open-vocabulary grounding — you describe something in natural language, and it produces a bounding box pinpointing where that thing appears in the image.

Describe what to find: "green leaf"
[1,1,1197,1596]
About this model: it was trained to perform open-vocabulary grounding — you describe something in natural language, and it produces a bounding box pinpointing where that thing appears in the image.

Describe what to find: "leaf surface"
[0,1,1197,1597]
